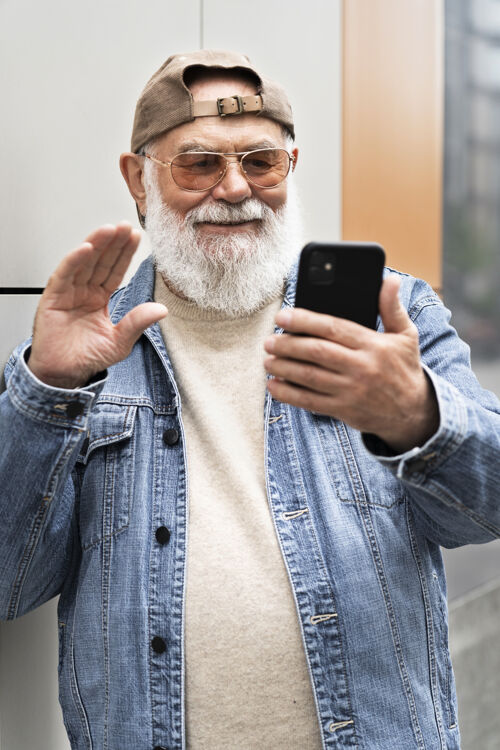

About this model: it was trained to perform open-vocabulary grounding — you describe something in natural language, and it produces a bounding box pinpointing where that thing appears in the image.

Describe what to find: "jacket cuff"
[362,364,468,484]
[6,344,107,430]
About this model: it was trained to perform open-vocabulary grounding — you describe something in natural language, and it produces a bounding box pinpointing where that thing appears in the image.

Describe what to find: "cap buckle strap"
[217,95,244,116]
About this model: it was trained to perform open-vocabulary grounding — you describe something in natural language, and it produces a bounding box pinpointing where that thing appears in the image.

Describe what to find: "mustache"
[184,198,266,226]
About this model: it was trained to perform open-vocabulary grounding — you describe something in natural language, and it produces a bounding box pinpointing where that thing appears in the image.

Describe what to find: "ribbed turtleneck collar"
[153,272,284,322]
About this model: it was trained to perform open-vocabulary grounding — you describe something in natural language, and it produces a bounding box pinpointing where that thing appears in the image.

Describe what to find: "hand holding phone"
[265,240,438,452]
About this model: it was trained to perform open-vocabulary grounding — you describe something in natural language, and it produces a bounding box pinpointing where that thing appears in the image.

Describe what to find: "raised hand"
[263,276,439,453]
[27,222,167,389]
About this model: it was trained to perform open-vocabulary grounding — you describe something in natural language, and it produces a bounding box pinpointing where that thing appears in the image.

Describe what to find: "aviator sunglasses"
[143,148,296,192]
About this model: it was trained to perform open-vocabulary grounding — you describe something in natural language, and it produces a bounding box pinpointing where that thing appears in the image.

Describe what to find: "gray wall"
[449,579,500,749]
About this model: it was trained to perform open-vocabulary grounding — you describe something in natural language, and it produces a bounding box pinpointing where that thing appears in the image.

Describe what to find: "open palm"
[28,222,167,389]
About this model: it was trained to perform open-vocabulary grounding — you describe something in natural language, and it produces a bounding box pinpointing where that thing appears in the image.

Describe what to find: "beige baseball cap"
[131,49,295,153]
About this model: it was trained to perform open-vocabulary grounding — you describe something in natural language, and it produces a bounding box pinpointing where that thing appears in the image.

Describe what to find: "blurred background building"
[0,1,499,748]
[443,3,500,747]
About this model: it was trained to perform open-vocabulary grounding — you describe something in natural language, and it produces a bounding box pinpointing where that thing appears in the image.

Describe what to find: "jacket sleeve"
[0,343,106,619]
[363,273,500,547]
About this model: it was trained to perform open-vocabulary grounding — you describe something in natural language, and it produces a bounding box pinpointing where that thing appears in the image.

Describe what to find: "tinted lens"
[241,149,290,187]
[171,152,225,190]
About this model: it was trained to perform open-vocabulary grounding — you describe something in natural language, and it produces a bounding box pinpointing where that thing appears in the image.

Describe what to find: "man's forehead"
[156,114,286,153]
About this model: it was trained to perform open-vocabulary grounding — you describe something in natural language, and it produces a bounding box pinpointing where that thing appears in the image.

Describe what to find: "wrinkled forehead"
[154,113,287,155]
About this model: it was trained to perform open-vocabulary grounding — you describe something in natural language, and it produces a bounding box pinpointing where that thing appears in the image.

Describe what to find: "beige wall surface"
[342,0,444,289]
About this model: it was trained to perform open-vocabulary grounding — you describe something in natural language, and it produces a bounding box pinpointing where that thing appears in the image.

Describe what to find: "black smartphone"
[294,242,386,329]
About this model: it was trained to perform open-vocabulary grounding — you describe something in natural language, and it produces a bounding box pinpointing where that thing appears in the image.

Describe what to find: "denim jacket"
[1,256,499,750]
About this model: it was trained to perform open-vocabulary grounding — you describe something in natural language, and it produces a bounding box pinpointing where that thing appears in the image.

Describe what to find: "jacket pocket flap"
[79,403,137,463]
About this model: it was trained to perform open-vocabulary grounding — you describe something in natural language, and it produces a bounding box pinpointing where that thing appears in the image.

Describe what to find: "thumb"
[114,302,168,349]
[378,276,409,334]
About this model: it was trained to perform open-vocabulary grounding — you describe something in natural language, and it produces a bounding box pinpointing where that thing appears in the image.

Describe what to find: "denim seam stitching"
[69,626,93,749]
[8,376,90,429]
[79,405,134,550]
[358,501,426,750]
[6,497,51,619]
[406,503,447,748]
[434,574,455,728]
[408,297,442,322]
[148,420,159,750]
[333,421,425,749]
[95,394,177,414]
[423,480,500,538]
[264,401,330,748]
[6,437,78,619]
[338,495,405,509]
[291,415,358,745]
[179,438,190,748]
[101,445,115,750]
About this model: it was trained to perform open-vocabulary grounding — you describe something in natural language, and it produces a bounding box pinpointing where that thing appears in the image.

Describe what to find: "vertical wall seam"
[199,0,204,49]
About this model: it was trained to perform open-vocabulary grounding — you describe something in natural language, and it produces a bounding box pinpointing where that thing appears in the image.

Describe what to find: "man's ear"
[291,147,299,171]
[119,153,147,216]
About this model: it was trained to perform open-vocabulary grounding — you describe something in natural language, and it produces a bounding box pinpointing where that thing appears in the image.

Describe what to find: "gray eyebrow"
[176,139,282,153]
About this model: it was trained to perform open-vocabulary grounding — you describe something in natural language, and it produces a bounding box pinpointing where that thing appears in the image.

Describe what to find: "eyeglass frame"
[141,147,296,192]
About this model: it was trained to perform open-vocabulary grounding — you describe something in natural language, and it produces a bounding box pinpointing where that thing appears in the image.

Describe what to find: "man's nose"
[210,160,253,203]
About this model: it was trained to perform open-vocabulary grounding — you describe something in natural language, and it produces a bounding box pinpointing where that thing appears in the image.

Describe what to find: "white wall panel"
[0,4,201,747]
[0,294,39,375]
[203,0,342,246]
[0,0,200,287]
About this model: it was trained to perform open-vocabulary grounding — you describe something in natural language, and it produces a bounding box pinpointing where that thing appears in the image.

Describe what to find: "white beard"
[144,172,303,316]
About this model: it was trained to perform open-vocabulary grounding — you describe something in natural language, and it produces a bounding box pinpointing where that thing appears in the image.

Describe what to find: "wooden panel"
[342,0,444,289]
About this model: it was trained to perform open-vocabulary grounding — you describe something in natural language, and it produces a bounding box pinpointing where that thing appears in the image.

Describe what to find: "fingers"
[275,307,373,349]
[45,223,140,297]
[264,353,346,393]
[378,276,411,334]
[83,223,123,248]
[100,228,141,292]
[114,302,168,352]
[264,332,357,373]
[267,377,336,416]
[74,222,135,287]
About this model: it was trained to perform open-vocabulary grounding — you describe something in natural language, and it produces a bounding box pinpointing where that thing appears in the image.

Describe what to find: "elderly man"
[1,50,499,750]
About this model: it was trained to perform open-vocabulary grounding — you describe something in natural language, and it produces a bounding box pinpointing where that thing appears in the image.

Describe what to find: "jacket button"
[163,428,179,445]
[155,526,171,545]
[151,636,167,654]
[66,400,85,418]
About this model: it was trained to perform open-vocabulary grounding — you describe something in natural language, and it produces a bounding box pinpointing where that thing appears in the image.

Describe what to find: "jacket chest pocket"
[315,418,406,508]
[74,402,137,550]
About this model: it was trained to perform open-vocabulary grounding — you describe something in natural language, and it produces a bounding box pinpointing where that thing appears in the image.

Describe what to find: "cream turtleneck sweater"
[154,273,321,749]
